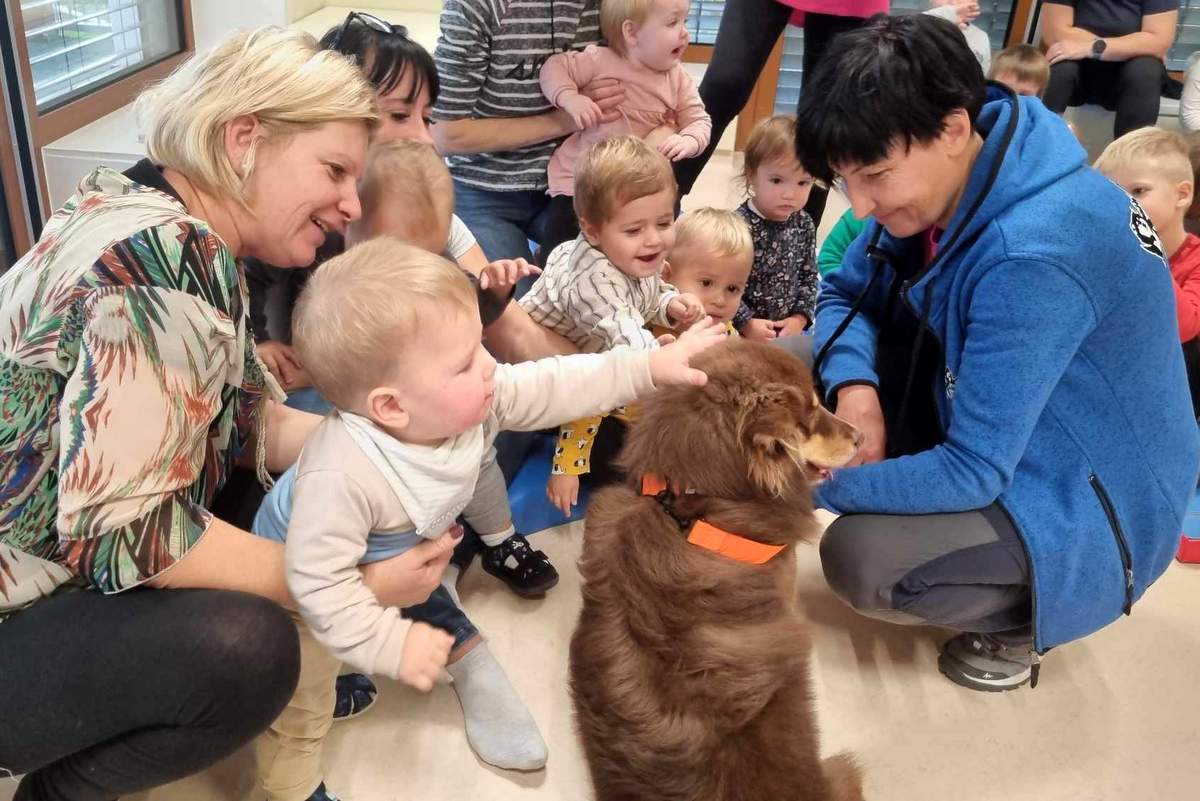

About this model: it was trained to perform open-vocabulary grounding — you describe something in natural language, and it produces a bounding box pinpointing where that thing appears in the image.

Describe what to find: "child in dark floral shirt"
[734,115,819,342]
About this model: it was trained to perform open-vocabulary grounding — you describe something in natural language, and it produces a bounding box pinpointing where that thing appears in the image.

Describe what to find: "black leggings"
[672,0,866,226]
[0,588,300,801]
[1042,55,1166,139]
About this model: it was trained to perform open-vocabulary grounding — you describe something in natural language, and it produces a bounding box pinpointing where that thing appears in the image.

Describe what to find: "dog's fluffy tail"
[822,752,864,801]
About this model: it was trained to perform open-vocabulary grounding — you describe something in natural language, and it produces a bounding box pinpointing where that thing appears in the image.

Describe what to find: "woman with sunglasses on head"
[248,11,574,584]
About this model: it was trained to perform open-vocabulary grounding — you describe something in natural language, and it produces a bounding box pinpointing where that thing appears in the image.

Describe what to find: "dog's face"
[621,339,861,501]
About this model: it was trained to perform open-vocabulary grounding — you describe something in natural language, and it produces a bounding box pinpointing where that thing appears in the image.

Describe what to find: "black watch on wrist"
[1091,38,1107,59]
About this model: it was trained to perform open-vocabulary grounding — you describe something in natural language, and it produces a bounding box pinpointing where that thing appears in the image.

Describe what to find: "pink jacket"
[775,0,889,25]
[540,44,712,197]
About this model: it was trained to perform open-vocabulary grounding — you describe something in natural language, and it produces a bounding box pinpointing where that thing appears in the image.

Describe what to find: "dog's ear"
[736,383,811,497]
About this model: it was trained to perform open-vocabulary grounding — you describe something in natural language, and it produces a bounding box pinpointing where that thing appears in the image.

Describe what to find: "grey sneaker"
[937,632,1039,692]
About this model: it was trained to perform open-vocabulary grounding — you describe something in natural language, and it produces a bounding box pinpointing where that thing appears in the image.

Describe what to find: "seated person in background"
[519,136,704,515]
[990,43,1051,97]
[1095,127,1200,419]
[658,207,753,335]
[348,139,559,596]
[735,115,819,342]
[536,0,712,259]
[1040,0,1178,139]
[253,239,724,790]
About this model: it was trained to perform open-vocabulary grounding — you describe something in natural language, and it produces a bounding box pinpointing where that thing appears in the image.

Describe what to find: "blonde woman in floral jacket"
[0,28,452,801]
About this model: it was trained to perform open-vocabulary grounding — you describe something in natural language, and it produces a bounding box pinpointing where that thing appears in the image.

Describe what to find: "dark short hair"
[320,20,440,104]
[794,13,986,183]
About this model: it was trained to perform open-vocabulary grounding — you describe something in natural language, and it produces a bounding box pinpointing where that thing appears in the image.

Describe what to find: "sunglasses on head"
[330,11,407,50]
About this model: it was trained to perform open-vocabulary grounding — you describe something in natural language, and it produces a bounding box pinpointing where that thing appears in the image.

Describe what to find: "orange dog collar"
[641,474,786,565]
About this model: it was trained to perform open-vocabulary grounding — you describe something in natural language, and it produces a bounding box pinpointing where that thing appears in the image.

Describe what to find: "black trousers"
[1042,55,1167,139]
[0,588,300,801]
[671,0,867,226]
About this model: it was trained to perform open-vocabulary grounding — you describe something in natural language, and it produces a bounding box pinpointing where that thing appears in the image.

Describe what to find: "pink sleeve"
[540,46,602,107]
[672,67,712,150]
[1175,271,1200,342]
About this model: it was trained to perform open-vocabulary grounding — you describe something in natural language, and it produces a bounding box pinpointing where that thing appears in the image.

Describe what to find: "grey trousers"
[820,506,1032,638]
[782,333,1033,639]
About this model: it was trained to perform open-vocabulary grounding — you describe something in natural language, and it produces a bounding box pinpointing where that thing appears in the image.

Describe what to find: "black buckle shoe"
[480,534,559,597]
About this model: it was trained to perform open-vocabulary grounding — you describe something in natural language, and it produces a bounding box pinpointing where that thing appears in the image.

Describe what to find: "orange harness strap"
[641,474,786,565]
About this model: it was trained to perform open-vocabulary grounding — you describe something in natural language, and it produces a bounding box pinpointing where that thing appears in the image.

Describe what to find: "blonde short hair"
[136,27,377,210]
[671,207,753,264]
[357,140,454,245]
[293,237,476,410]
[743,115,799,185]
[1095,127,1193,186]
[601,0,655,56]
[989,44,1050,94]
[575,136,677,225]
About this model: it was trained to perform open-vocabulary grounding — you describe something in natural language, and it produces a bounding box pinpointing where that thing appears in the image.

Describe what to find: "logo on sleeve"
[1129,200,1165,258]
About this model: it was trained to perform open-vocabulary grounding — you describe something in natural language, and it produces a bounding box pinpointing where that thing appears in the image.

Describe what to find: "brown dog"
[570,338,864,801]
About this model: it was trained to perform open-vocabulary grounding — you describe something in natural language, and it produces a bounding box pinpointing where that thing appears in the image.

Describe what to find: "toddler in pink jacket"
[536,0,712,257]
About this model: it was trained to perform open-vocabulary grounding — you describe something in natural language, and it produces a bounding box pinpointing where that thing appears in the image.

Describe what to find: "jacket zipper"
[993,499,1042,687]
[1089,474,1135,615]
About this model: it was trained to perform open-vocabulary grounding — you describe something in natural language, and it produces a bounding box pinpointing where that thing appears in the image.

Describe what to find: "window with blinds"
[20,0,183,112]
[1170,0,1200,72]
[773,1,1017,115]
[686,0,727,45]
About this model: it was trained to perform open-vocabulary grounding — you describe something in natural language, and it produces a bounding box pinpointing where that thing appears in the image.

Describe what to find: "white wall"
[192,0,289,51]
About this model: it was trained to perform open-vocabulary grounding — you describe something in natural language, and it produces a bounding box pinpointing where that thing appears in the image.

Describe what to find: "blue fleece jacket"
[812,87,1200,650]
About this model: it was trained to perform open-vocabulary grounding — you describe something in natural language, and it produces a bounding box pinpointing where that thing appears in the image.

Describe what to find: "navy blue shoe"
[305,782,341,801]
[332,672,377,721]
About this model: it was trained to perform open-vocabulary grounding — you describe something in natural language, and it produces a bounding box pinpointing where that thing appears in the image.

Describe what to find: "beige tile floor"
[112,520,1200,801]
[7,153,1199,801]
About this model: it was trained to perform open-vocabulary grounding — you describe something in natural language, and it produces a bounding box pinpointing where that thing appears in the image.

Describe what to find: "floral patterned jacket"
[0,162,281,617]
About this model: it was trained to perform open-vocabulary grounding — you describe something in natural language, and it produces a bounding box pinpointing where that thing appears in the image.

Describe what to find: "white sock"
[478,523,516,548]
[446,643,547,771]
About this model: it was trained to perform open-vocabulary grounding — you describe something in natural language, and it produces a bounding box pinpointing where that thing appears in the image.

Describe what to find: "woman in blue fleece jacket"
[795,14,1200,692]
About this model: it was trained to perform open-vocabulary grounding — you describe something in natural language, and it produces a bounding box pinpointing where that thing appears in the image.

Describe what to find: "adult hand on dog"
[359,524,461,609]
[397,622,454,692]
[835,385,887,466]
[479,258,540,292]
[648,315,725,387]
[547,474,581,516]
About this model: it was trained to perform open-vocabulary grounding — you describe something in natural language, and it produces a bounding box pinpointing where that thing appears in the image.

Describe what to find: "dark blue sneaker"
[332,672,377,721]
[305,782,341,801]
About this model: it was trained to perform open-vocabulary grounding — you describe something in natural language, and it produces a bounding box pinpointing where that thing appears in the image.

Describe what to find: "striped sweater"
[433,0,601,192]
[518,236,678,352]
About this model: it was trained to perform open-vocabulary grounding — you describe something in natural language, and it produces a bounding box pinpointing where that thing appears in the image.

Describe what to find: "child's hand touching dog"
[397,622,455,692]
[649,315,726,387]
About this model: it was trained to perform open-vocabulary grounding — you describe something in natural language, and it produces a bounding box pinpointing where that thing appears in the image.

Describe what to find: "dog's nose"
[852,427,865,448]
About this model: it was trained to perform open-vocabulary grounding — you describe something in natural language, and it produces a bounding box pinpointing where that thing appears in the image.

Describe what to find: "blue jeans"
[402,585,478,650]
[453,180,554,296]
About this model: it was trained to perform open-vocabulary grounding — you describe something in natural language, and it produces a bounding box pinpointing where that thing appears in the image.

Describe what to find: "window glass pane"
[21,0,182,111]
[686,0,726,45]
[1170,0,1200,72]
